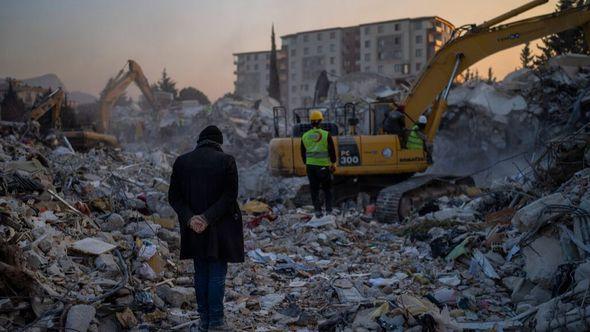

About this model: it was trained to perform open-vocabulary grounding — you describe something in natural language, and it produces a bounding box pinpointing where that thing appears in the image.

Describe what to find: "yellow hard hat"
[310,110,324,121]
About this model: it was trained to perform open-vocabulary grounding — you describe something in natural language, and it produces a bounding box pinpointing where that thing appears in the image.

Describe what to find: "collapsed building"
[0,52,588,331]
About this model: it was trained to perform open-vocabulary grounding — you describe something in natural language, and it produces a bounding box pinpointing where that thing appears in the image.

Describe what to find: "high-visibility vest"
[407,125,424,150]
[302,128,331,166]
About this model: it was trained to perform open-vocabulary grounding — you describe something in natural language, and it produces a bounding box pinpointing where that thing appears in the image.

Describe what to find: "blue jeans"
[193,259,228,328]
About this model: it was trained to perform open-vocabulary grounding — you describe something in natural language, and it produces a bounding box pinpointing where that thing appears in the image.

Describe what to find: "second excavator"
[63,59,159,148]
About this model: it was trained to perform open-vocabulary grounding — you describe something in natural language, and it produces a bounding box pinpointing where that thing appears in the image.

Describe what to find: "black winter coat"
[168,143,244,262]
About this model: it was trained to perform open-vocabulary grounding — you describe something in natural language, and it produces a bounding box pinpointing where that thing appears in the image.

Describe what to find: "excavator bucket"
[63,130,120,150]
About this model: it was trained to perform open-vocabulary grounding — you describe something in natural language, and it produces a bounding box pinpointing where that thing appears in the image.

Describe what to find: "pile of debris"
[1,54,589,331]
[430,54,590,184]
[230,125,590,331]
[110,94,295,200]
[0,123,194,331]
[0,98,300,331]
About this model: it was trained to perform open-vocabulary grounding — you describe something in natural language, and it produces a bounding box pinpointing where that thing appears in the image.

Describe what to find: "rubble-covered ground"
[0,55,590,331]
[430,54,590,185]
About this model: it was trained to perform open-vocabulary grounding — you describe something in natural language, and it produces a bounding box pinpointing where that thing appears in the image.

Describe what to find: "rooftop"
[280,15,455,40]
[359,16,455,29]
[233,50,270,56]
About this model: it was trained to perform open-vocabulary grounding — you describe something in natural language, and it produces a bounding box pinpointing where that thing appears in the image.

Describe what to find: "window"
[317,32,322,41]
[415,35,423,44]
[254,54,258,60]
[246,55,251,60]
[364,53,371,61]
[290,61,296,68]
[394,36,401,45]
[378,65,383,73]
[291,85,297,92]
[330,31,336,39]
[365,40,371,48]
[303,34,309,42]
[414,21,423,29]
[330,69,336,75]
[394,64,402,73]
[304,47,309,55]
[377,25,384,33]
[292,73,296,80]
[330,44,335,52]
[395,23,400,31]
[415,49,423,57]
[403,64,410,74]
[291,49,296,57]
[416,63,422,71]
[364,66,371,72]
[266,54,270,60]
[317,45,323,53]
[330,57,335,64]
[246,65,250,70]
[364,26,370,35]
[254,64,258,70]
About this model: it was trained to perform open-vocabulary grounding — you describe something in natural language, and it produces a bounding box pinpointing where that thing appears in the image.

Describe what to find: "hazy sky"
[0,0,558,101]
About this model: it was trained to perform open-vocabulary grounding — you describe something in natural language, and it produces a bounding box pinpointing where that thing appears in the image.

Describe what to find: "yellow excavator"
[63,59,159,148]
[30,87,65,130]
[269,0,590,222]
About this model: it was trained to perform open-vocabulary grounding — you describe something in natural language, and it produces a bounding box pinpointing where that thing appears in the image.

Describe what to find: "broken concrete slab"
[512,193,570,232]
[156,285,195,308]
[66,304,96,332]
[70,237,116,255]
[523,236,566,287]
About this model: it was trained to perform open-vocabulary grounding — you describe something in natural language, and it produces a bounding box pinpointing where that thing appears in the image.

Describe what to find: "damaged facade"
[233,16,454,110]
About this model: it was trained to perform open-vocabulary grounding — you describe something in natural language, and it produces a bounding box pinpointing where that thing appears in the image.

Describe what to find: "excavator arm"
[403,0,590,142]
[97,59,158,133]
[30,88,65,129]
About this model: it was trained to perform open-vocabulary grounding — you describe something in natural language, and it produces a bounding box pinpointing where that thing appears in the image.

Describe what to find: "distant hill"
[69,91,97,105]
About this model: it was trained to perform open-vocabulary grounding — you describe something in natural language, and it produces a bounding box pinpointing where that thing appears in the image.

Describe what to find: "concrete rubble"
[0,55,589,331]
[430,55,590,184]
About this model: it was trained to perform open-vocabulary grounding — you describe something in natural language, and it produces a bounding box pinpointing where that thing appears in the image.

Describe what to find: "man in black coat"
[168,125,244,331]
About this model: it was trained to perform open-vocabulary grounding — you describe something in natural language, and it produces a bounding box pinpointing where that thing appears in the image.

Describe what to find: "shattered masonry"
[0,54,590,331]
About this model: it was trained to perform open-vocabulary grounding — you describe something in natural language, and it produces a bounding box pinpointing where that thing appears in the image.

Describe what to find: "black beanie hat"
[198,125,223,144]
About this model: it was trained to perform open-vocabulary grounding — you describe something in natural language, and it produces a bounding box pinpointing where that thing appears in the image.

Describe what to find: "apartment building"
[233,50,288,102]
[233,16,454,110]
[359,17,454,79]
[233,51,271,100]
[281,27,353,108]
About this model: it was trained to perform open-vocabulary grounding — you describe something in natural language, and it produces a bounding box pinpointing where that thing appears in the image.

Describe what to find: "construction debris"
[0,55,589,331]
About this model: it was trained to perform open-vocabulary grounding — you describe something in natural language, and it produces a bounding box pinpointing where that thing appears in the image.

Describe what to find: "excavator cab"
[291,107,339,137]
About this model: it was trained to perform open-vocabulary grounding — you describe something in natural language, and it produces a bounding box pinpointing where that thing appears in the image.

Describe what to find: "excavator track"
[292,174,414,208]
[375,175,475,223]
